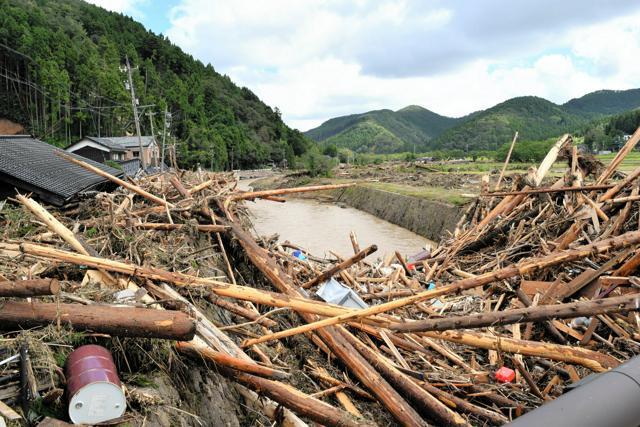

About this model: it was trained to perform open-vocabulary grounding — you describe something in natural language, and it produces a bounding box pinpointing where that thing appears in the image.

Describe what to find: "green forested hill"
[563,89,640,116]
[0,0,310,169]
[305,106,460,153]
[308,89,640,153]
[431,96,587,150]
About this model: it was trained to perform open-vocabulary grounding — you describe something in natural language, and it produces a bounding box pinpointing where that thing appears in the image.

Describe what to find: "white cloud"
[85,0,145,16]
[165,1,640,130]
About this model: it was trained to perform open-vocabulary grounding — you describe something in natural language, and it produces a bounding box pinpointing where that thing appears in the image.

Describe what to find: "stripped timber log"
[414,381,508,425]
[236,387,307,427]
[206,294,278,328]
[170,174,191,198]
[57,153,173,207]
[229,183,356,201]
[341,329,470,427]
[0,301,195,340]
[495,131,518,190]
[222,215,430,427]
[308,368,374,401]
[485,184,616,197]
[188,178,215,194]
[419,330,619,372]
[0,279,59,297]
[302,245,377,289]
[515,288,566,344]
[604,194,640,205]
[216,366,370,427]
[240,230,640,348]
[596,125,640,184]
[0,242,391,327]
[15,194,308,426]
[389,292,640,333]
[175,341,290,380]
[532,134,571,186]
[614,251,640,276]
[118,222,229,233]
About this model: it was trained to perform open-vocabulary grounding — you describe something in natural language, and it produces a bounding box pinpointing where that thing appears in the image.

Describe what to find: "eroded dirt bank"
[334,185,462,241]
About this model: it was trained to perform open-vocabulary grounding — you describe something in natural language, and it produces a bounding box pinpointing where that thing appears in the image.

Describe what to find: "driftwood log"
[390,292,640,333]
[0,301,196,340]
[0,279,60,297]
[241,230,640,348]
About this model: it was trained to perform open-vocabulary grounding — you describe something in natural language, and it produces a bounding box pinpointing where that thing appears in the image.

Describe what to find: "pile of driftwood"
[1,129,640,426]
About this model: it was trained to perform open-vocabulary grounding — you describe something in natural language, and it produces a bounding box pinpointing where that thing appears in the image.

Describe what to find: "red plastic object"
[406,263,416,271]
[495,366,516,383]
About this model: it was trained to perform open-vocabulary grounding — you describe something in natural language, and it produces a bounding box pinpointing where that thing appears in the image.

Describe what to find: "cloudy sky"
[87,0,640,131]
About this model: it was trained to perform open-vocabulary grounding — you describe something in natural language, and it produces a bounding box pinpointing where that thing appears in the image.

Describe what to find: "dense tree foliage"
[494,137,558,163]
[583,109,640,152]
[0,0,311,168]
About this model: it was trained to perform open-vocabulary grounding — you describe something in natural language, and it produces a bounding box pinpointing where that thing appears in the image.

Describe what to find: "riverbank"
[251,174,465,241]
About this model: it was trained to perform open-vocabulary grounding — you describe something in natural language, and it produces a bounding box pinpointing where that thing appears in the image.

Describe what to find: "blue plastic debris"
[292,250,307,260]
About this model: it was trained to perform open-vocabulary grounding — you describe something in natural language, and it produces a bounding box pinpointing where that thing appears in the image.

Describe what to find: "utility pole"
[147,111,156,167]
[125,56,146,169]
[161,106,168,171]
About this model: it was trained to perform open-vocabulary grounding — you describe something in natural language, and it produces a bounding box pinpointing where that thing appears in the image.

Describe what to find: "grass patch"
[364,182,469,206]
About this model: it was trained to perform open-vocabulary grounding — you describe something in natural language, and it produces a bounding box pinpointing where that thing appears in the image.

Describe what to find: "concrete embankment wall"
[334,186,463,241]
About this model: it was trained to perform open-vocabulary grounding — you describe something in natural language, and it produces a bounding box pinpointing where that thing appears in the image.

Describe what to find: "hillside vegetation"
[306,106,460,153]
[0,0,310,169]
[308,89,640,154]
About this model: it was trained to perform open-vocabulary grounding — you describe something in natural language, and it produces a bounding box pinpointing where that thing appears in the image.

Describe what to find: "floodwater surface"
[240,180,434,260]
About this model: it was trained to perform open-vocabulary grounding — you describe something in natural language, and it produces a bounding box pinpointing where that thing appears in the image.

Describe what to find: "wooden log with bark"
[0,279,59,297]
[240,230,640,348]
[175,341,290,380]
[389,292,640,333]
[301,245,377,289]
[0,301,196,340]
[221,211,430,427]
[419,330,619,372]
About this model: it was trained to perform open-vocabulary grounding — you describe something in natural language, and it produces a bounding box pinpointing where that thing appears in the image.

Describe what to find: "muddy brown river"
[240,180,434,260]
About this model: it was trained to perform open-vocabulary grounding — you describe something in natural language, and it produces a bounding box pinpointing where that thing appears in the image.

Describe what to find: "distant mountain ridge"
[306,88,640,153]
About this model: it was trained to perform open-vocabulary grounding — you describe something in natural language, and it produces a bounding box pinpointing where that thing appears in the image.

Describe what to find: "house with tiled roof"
[0,135,122,206]
[66,135,159,166]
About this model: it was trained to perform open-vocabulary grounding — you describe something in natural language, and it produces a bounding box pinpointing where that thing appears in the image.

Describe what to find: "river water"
[239,180,434,260]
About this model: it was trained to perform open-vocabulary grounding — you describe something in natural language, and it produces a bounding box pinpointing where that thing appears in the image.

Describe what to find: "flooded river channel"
[240,180,434,260]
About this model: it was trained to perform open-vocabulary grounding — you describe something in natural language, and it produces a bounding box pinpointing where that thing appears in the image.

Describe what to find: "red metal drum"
[65,345,126,424]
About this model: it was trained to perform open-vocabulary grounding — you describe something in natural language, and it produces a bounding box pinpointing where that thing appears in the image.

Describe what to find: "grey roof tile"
[0,135,123,205]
